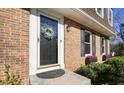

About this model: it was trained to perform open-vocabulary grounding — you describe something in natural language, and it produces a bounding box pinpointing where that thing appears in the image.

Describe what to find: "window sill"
[102,53,105,55]
[85,54,92,57]
[109,23,113,27]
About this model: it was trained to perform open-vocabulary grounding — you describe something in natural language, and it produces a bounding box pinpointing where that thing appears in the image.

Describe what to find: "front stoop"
[30,69,91,85]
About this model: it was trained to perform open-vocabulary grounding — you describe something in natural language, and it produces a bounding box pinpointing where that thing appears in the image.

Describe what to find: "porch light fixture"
[66,25,71,32]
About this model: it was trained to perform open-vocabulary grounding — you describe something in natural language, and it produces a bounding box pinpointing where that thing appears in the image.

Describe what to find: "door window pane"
[40,15,58,40]
[40,15,58,66]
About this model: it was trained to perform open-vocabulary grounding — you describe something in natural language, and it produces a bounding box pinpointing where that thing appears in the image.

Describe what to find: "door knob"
[60,40,62,43]
[38,38,40,42]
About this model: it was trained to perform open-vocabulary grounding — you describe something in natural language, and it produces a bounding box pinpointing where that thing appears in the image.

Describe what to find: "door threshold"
[38,64,60,69]
[36,64,60,73]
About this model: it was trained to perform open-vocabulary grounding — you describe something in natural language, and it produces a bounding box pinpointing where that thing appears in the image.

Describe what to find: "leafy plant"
[0,64,22,85]
[105,56,124,84]
[76,56,124,84]
[76,63,111,84]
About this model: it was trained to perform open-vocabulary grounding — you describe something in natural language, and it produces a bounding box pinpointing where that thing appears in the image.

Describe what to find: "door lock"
[38,38,40,42]
[60,40,62,43]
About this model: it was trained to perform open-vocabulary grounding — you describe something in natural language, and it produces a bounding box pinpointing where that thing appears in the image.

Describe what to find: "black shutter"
[92,33,96,55]
[100,35,102,55]
[81,28,85,56]
[105,39,108,54]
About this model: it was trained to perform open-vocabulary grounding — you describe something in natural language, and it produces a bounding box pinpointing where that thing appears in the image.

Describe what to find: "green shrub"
[0,64,22,85]
[104,56,124,84]
[76,63,111,84]
[76,56,124,84]
[76,65,98,81]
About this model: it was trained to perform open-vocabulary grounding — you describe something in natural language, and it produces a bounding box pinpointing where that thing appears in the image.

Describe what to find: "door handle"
[38,38,40,42]
[60,40,62,43]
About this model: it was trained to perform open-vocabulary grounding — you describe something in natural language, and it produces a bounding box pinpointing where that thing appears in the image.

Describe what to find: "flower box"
[102,54,112,61]
[85,55,98,65]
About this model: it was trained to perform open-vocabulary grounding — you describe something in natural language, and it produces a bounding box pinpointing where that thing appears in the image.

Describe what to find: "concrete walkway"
[30,69,91,85]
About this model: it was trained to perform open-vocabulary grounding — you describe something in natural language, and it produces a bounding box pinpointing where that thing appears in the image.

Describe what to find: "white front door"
[29,9,64,75]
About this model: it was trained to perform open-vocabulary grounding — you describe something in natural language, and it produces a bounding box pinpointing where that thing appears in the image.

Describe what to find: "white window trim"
[84,30,92,56]
[107,39,110,54]
[29,9,64,75]
[95,8,104,18]
[108,8,113,26]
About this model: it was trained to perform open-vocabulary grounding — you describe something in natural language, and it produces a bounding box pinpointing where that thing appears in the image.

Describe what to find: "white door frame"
[29,9,64,75]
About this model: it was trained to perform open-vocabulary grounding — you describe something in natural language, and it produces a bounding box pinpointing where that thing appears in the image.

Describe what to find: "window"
[84,31,92,55]
[108,8,113,26]
[102,37,105,53]
[95,8,104,18]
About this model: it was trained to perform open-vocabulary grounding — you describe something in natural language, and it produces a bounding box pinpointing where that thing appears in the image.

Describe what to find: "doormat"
[36,69,65,79]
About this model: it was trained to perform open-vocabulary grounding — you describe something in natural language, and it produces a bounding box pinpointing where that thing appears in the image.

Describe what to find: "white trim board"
[95,8,104,18]
[108,8,113,27]
[84,30,93,56]
[29,9,64,75]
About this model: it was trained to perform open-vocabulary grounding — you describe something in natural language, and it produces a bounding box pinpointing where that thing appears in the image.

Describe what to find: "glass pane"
[97,8,102,14]
[40,15,58,66]
[40,15,58,40]
[85,32,90,43]
[102,38,105,53]
[102,46,104,53]
[85,43,90,54]
[102,38,104,45]
[109,9,112,23]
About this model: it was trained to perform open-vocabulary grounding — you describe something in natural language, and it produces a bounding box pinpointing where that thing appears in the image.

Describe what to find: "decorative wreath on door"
[41,24,55,40]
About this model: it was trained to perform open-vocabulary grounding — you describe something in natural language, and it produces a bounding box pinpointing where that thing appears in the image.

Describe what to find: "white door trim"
[29,9,64,75]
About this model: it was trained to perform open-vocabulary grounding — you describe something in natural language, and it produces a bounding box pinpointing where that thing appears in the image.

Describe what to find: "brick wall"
[64,17,109,71]
[64,17,85,71]
[0,8,29,84]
